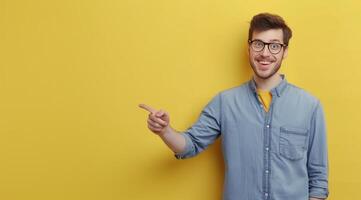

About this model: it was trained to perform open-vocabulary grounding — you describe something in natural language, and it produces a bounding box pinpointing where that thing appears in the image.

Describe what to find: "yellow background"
[0,0,360,199]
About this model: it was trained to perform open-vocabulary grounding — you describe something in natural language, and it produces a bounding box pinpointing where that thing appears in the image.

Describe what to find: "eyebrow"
[269,39,281,42]
[252,38,282,43]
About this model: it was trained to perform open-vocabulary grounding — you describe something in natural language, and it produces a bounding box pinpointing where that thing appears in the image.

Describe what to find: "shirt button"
[265,193,268,196]
[265,147,269,151]
[266,124,270,128]
[265,170,269,174]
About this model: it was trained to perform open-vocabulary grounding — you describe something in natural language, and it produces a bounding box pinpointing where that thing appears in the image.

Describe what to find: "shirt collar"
[248,74,288,97]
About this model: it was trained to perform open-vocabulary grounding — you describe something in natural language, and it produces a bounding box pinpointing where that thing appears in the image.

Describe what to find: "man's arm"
[139,92,222,159]
[307,101,329,199]
[158,125,187,154]
[173,93,222,159]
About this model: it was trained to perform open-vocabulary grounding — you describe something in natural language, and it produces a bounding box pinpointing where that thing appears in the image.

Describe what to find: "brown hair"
[248,13,292,45]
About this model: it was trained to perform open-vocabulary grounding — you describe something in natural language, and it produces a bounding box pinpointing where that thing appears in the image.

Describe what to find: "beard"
[249,53,284,80]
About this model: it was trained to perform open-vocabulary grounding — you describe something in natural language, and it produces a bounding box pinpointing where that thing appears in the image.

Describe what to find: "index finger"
[138,103,156,114]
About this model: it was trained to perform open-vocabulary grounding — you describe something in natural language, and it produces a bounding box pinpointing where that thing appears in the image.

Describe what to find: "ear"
[282,46,288,59]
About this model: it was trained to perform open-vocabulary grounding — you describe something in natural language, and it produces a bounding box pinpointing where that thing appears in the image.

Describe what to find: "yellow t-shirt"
[256,89,272,112]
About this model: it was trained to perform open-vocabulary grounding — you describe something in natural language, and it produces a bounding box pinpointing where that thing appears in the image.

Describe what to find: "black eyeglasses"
[248,39,287,54]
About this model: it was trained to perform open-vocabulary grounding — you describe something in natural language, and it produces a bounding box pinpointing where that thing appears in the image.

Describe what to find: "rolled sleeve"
[307,101,329,198]
[174,93,222,159]
[174,133,194,159]
[309,187,329,199]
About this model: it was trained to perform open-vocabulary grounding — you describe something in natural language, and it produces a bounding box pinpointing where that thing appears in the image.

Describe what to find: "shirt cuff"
[309,186,329,199]
[174,133,194,159]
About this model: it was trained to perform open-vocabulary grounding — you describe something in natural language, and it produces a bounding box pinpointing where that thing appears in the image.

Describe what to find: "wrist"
[158,125,173,137]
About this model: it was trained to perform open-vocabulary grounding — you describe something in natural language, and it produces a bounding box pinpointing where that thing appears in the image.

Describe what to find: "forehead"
[252,29,283,43]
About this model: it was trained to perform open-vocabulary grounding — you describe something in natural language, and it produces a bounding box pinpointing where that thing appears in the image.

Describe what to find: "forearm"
[159,126,186,154]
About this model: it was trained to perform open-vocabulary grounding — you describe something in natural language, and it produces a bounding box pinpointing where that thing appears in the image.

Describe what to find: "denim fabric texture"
[175,75,329,200]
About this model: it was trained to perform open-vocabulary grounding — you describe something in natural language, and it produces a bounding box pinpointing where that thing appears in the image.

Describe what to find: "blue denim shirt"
[175,75,329,200]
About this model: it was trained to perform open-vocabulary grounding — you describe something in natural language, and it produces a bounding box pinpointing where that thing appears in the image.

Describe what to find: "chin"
[255,69,278,79]
[256,73,272,79]
[257,70,272,76]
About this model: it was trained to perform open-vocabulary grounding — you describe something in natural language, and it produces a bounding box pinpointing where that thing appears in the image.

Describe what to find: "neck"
[253,73,282,91]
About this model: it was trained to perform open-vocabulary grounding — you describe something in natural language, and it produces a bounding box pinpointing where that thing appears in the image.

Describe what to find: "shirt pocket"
[279,126,308,160]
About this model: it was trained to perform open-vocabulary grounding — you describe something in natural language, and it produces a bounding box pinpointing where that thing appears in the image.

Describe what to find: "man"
[139,13,329,200]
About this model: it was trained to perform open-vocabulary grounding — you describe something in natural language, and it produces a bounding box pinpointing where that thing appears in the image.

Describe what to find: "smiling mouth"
[258,60,272,65]
[256,60,274,70]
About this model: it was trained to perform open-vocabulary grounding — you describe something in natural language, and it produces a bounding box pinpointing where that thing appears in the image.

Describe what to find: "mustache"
[255,55,276,62]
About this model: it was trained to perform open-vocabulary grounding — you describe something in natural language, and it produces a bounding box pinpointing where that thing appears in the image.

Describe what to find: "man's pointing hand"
[139,104,170,135]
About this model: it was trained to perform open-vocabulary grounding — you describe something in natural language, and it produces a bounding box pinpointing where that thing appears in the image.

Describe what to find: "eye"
[252,41,264,50]
[254,41,263,47]
[270,43,281,50]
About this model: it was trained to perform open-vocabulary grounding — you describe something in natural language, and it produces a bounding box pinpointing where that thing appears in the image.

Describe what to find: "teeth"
[259,61,271,64]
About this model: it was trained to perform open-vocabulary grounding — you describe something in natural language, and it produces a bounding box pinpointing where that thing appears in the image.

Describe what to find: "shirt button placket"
[264,122,271,199]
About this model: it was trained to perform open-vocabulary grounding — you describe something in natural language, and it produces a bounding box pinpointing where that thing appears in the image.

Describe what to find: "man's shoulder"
[286,82,320,106]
